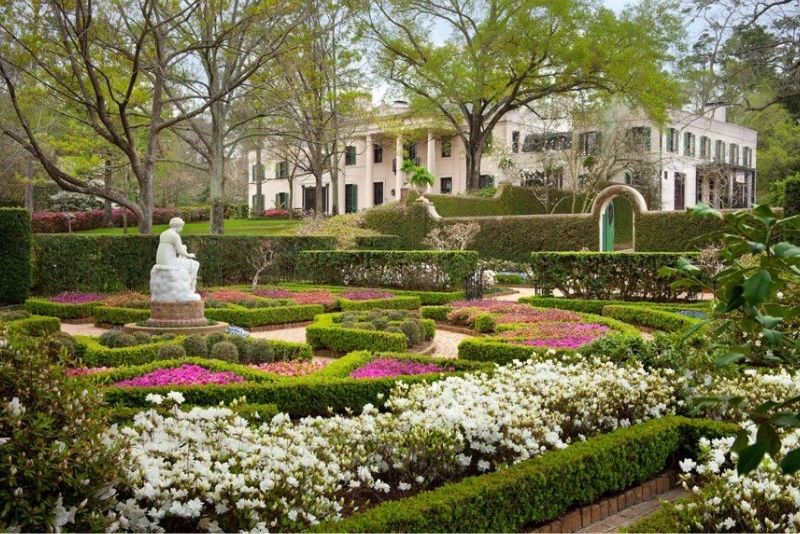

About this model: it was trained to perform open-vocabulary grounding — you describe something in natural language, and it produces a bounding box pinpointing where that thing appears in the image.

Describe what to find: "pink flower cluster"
[341,289,394,301]
[31,207,210,233]
[49,291,105,304]
[349,358,453,379]
[115,364,244,387]
[501,322,610,349]
[67,367,111,377]
[494,307,583,324]
[249,360,329,376]
[262,209,291,218]
[253,288,295,299]
[520,337,600,349]
[101,291,150,308]
[202,290,257,304]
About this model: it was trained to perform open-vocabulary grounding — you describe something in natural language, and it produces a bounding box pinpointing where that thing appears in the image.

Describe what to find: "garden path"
[61,322,109,336]
[576,488,685,533]
[492,287,539,302]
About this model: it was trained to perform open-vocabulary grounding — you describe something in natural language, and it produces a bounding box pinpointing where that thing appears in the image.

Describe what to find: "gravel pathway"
[576,488,685,533]
[249,326,308,343]
[431,330,471,359]
[61,322,110,336]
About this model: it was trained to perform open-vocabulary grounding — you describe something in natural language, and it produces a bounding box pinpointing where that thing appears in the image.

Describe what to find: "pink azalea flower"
[349,358,454,379]
[115,364,244,387]
[49,292,105,304]
[341,289,394,301]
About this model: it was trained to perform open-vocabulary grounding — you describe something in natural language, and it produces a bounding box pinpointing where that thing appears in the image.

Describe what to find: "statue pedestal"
[123,301,227,335]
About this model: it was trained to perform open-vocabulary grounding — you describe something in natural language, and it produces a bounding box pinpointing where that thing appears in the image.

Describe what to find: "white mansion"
[247,102,757,214]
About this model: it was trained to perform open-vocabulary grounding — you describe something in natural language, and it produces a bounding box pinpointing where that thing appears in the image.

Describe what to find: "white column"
[426,130,436,194]
[363,134,373,209]
[395,135,403,198]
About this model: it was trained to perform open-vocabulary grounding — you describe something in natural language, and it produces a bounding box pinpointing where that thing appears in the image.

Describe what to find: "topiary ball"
[115,333,138,348]
[372,318,389,330]
[226,334,249,357]
[385,325,403,334]
[133,332,153,345]
[182,335,208,357]
[340,312,357,323]
[206,332,226,346]
[210,341,239,363]
[400,320,424,347]
[158,344,187,359]
[44,331,78,358]
[98,330,122,348]
[245,340,276,364]
[352,321,375,331]
[387,309,406,321]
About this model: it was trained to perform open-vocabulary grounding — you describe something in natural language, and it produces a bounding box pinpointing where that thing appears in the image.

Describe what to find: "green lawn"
[75,218,302,236]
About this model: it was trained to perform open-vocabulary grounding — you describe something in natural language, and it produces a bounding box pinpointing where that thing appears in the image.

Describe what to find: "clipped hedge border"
[518,296,709,315]
[319,417,737,533]
[0,207,32,304]
[306,313,435,353]
[76,335,181,367]
[354,235,402,250]
[602,305,702,333]
[5,314,61,337]
[298,250,479,291]
[312,350,490,380]
[420,305,450,321]
[74,357,276,386]
[25,297,99,320]
[93,305,150,326]
[204,304,325,328]
[274,282,465,306]
[338,296,421,311]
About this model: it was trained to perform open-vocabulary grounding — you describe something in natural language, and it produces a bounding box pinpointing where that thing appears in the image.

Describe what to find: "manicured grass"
[75,218,302,236]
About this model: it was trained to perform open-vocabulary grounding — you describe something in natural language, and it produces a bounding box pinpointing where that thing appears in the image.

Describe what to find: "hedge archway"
[590,185,648,251]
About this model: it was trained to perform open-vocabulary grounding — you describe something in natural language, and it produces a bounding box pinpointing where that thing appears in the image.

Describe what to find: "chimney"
[705,101,727,123]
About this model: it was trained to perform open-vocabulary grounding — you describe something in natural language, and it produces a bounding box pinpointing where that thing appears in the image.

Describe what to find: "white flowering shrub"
[111,358,676,531]
[663,425,800,532]
[690,368,800,421]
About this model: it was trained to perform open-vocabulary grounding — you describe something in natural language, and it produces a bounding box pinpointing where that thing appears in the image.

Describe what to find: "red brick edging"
[246,321,312,332]
[530,471,677,533]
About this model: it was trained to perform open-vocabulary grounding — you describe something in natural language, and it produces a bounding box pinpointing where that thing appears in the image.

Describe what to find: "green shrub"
[0,208,32,304]
[474,313,496,333]
[298,250,479,291]
[31,235,336,294]
[636,210,726,251]
[420,305,451,321]
[307,313,408,353]
[5,315,61,337]
[519,296,710,315]
[226,334,249,356]
[321,417,736,533]
[24,298,98,320]
[354,235,402,249]
[182,335,208,357]
[158,344,187,359]
[338,296,421,311]
[207,332,226,346]
[785,176,800,217]
[204,304,324,327]
[602,304,702,333]
[529,252,700,301]
[98,330,122,348]
[400,319,424,346]
[0,309,30,321]
[210,341,239,363]
[244,339,276,363]
[0,334,123,530]
[114,333,137,347]
[458,337,555,364]
[132,332,153,344]
[76,336,180,367]
[93,305,149,326]
[43,331,78,357]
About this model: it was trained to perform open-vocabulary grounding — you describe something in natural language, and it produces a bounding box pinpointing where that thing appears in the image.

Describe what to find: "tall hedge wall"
[31,235,336,294]
[0,208,32,304]
[786,177,800,217]
[426,185,590,217]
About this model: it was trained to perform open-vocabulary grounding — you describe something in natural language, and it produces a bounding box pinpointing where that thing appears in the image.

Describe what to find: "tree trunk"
[209,100,226,234]
[330,147,340,215]
[103,157,113,226]
[138,172,153,234]
[314,171,324,219]
[255,145,263,215]
[288,179,294,219]
[464,135,483,190]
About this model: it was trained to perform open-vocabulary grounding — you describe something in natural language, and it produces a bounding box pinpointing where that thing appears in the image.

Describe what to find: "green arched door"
[601,202,615,251]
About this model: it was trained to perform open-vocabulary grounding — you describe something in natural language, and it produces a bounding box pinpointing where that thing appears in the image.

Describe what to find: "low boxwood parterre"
[204,303,325,328]
[528,252,702,301]
[316,416,737,533]
[306,312,436,353]
[298,250,479,291]
[25,297,99,320]
[601,305,703,333]
[277,282,465,305]
[518,296,710,315]
[93,305,149,326]
[337,296,421,311]
[311,350,491,379]
[5,314,61,337]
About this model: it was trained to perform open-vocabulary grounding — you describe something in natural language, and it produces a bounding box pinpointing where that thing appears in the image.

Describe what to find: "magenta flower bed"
[253,288,295,299]
[501,322,610,349]
[341,289,394,301]
[349,358,453,379]
[252,288,337,308]
[67,367,112,377]
[49,291,106,304]
[115,364,244,388]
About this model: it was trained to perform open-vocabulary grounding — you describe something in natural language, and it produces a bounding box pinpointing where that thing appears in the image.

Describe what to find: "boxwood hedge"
[602,304,703,333]
[298,250,479,291]
[338,296,421,311]
[75,335,181,367]
[5,315,61,337]
[306,313,435,353]
[0,207,32,304]
[25,297,99,320]
[92,306,149,326]
[786,176,800,217]
[529,252,700,301]
[31,235,336,294]
[518,296,710,315]
[319,417,736,533]
[204,304,324,328]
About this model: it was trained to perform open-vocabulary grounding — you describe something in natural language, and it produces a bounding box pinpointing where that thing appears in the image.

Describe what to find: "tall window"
[743,147,753,167]
[405,142,417,161]
[345,145,356,165]
[440,177,452,194]
[729,143,739,165]
[578,131,601,155]
[699,136,710,159]
[251,163,265,181]
[714,140,725,163]
[441,139,452,158]
[683,132,696,157]
[511,131,520,153]
[276,161,288,179]
[373,143,383,164]
[674,172,686,210]
[275,192,288,209]
[628,127,651,151]
[666,128,679,153]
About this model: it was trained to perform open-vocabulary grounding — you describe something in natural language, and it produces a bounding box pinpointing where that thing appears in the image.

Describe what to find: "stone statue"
[150,217,200,302]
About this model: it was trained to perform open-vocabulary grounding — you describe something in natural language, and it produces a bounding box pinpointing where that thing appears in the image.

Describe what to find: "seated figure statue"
[150,217,201,302]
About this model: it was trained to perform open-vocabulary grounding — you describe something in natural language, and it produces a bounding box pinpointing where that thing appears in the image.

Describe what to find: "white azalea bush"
[110,358,676,531]
[655,425,800,532]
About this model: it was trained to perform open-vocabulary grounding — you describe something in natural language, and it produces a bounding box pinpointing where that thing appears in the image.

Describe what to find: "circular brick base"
[148,300,207,328]
[122,321,228,336]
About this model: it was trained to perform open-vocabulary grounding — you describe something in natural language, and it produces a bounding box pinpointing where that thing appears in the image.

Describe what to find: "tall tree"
[169,0,299,234]
[0,0,258,233]
[362,0,682,190]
